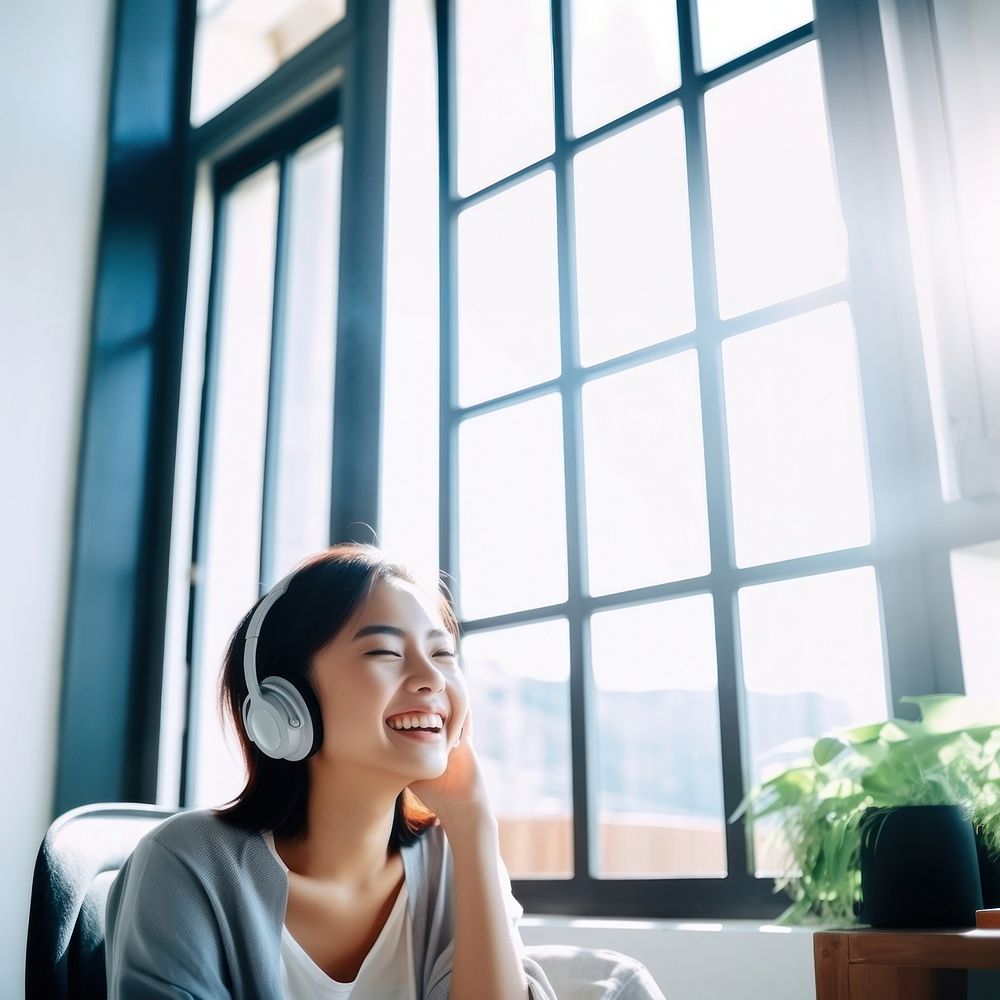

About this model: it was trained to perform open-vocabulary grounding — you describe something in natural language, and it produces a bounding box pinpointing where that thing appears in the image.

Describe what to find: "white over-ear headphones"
[241,569,321,762]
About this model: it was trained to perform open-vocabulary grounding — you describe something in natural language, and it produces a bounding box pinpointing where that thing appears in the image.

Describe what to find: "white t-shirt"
[262,831,418,1000]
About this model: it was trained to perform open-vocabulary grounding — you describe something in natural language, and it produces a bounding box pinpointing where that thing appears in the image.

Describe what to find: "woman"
[105,543,558,998]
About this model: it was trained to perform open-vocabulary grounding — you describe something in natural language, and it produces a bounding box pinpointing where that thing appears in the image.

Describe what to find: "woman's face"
[308,576,469,783]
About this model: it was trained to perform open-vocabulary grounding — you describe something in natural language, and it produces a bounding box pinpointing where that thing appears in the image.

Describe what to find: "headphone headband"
[243,569,299,704]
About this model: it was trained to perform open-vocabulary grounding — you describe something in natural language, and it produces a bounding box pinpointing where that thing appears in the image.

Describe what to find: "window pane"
[696,0,812,73]
[722,304,872,567]
[455,0,554,195]
[591,596,727,877]
[269,130,342,582]
[573,108,695,367]
[461,621,573,877]
[582,353,710,595]
[569,0,680,137]
[738,567,888,873]
[457,172,561,407]
[379,0,440,583]
[704,42,847,318]
[192,165,280,807]
[458,395,567,620]
[192,0,347,125]
[951,541,1000,700]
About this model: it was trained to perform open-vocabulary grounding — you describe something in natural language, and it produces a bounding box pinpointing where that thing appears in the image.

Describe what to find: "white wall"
[0,2,113,995]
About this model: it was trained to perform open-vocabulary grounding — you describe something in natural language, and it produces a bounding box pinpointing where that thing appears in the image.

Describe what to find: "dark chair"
[25,803,667,1000]
[25,802,180,1000]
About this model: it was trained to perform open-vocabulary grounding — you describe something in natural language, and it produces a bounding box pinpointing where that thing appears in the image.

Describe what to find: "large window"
[416,0,1000,918]
[107,0,1000,921]
[183,124,344,808]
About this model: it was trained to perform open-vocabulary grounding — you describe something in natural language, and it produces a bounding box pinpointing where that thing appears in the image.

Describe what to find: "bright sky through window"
[193,165,279,809]
[696,0,813,72]
[455,0,553,195]
[705,42,847,317]
[569,0,680,137]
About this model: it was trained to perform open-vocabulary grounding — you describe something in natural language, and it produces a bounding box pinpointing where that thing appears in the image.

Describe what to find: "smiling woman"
[215,544,467,844]
[102,543,558,999]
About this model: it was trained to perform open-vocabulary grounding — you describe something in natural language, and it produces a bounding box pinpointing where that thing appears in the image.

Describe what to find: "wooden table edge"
[815,928,1000,971]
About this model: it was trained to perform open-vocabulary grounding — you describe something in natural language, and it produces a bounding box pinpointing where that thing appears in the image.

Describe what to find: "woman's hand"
[407,710,495,833]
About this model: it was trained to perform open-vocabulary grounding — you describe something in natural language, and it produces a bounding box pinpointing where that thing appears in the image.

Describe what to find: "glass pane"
[696,0,813,73]
[722,304,872,568]
[192,165,280,807]
[951,541,1000,700]
[573,108,695,367]
[461,621,573,877]
[458,395,567,620]
[582,353,710,595]
[569,0,680,137]
[455,0,554,195]
[738,567,888,873]
[457,172,561,407]
[192,0,347,125]
[379,0,441,584]
[269,130,342,582]
[591,596,727,877]
[704,42,847,318]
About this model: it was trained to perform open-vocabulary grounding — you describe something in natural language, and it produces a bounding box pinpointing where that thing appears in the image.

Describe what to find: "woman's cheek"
[452,684,471,743]
[450,667,470,709]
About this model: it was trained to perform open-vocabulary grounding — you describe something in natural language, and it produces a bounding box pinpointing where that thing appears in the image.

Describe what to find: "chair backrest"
[25,802,180,1000]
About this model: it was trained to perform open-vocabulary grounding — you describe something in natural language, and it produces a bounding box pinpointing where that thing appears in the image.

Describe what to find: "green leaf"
[900,694,1000,734]
[813,736,848,766]
[880,719,921,742]
[838,721,885,745]
[861,768,907,799]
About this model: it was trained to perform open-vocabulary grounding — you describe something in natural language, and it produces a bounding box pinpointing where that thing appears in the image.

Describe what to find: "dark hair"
[212,542,459,846]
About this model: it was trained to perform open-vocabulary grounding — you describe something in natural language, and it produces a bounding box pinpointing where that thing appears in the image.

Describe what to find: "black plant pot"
[858,805,984,928]
[976,827,1000,908]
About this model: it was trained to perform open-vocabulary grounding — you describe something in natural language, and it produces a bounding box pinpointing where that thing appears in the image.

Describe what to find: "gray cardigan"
[104,809,557,999]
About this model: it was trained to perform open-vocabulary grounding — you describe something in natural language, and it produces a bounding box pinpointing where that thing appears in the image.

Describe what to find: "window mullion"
[259,156,293,591]
[329,0,393,542]
[674,0,753,884]
[436,0,459,600]
[549,0,596,887]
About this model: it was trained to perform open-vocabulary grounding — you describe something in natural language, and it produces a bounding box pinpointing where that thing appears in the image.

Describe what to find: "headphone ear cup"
[280,673,324,759]
[242,689,288,759]
[249,676,319,762]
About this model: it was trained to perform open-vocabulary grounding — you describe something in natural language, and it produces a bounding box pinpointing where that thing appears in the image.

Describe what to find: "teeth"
[387,713,444,731]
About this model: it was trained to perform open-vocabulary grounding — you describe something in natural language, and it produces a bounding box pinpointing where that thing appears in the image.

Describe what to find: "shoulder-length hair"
[213,542,458,846]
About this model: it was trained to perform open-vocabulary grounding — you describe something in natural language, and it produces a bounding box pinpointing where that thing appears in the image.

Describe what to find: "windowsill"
[522,914,814,933]
[519,915,816,1000]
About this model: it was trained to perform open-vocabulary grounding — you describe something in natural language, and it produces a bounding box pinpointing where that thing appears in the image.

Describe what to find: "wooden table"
[815,929,1000,999]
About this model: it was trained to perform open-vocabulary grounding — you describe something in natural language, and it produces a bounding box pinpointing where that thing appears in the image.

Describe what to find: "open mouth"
[385,712,446,737]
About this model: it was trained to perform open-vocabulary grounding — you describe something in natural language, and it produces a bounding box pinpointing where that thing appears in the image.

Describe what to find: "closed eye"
[364,649,457,658]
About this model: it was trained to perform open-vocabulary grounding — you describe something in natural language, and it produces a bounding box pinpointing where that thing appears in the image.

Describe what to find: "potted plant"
[891,695,1000,911]
[731,695,1000,927]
